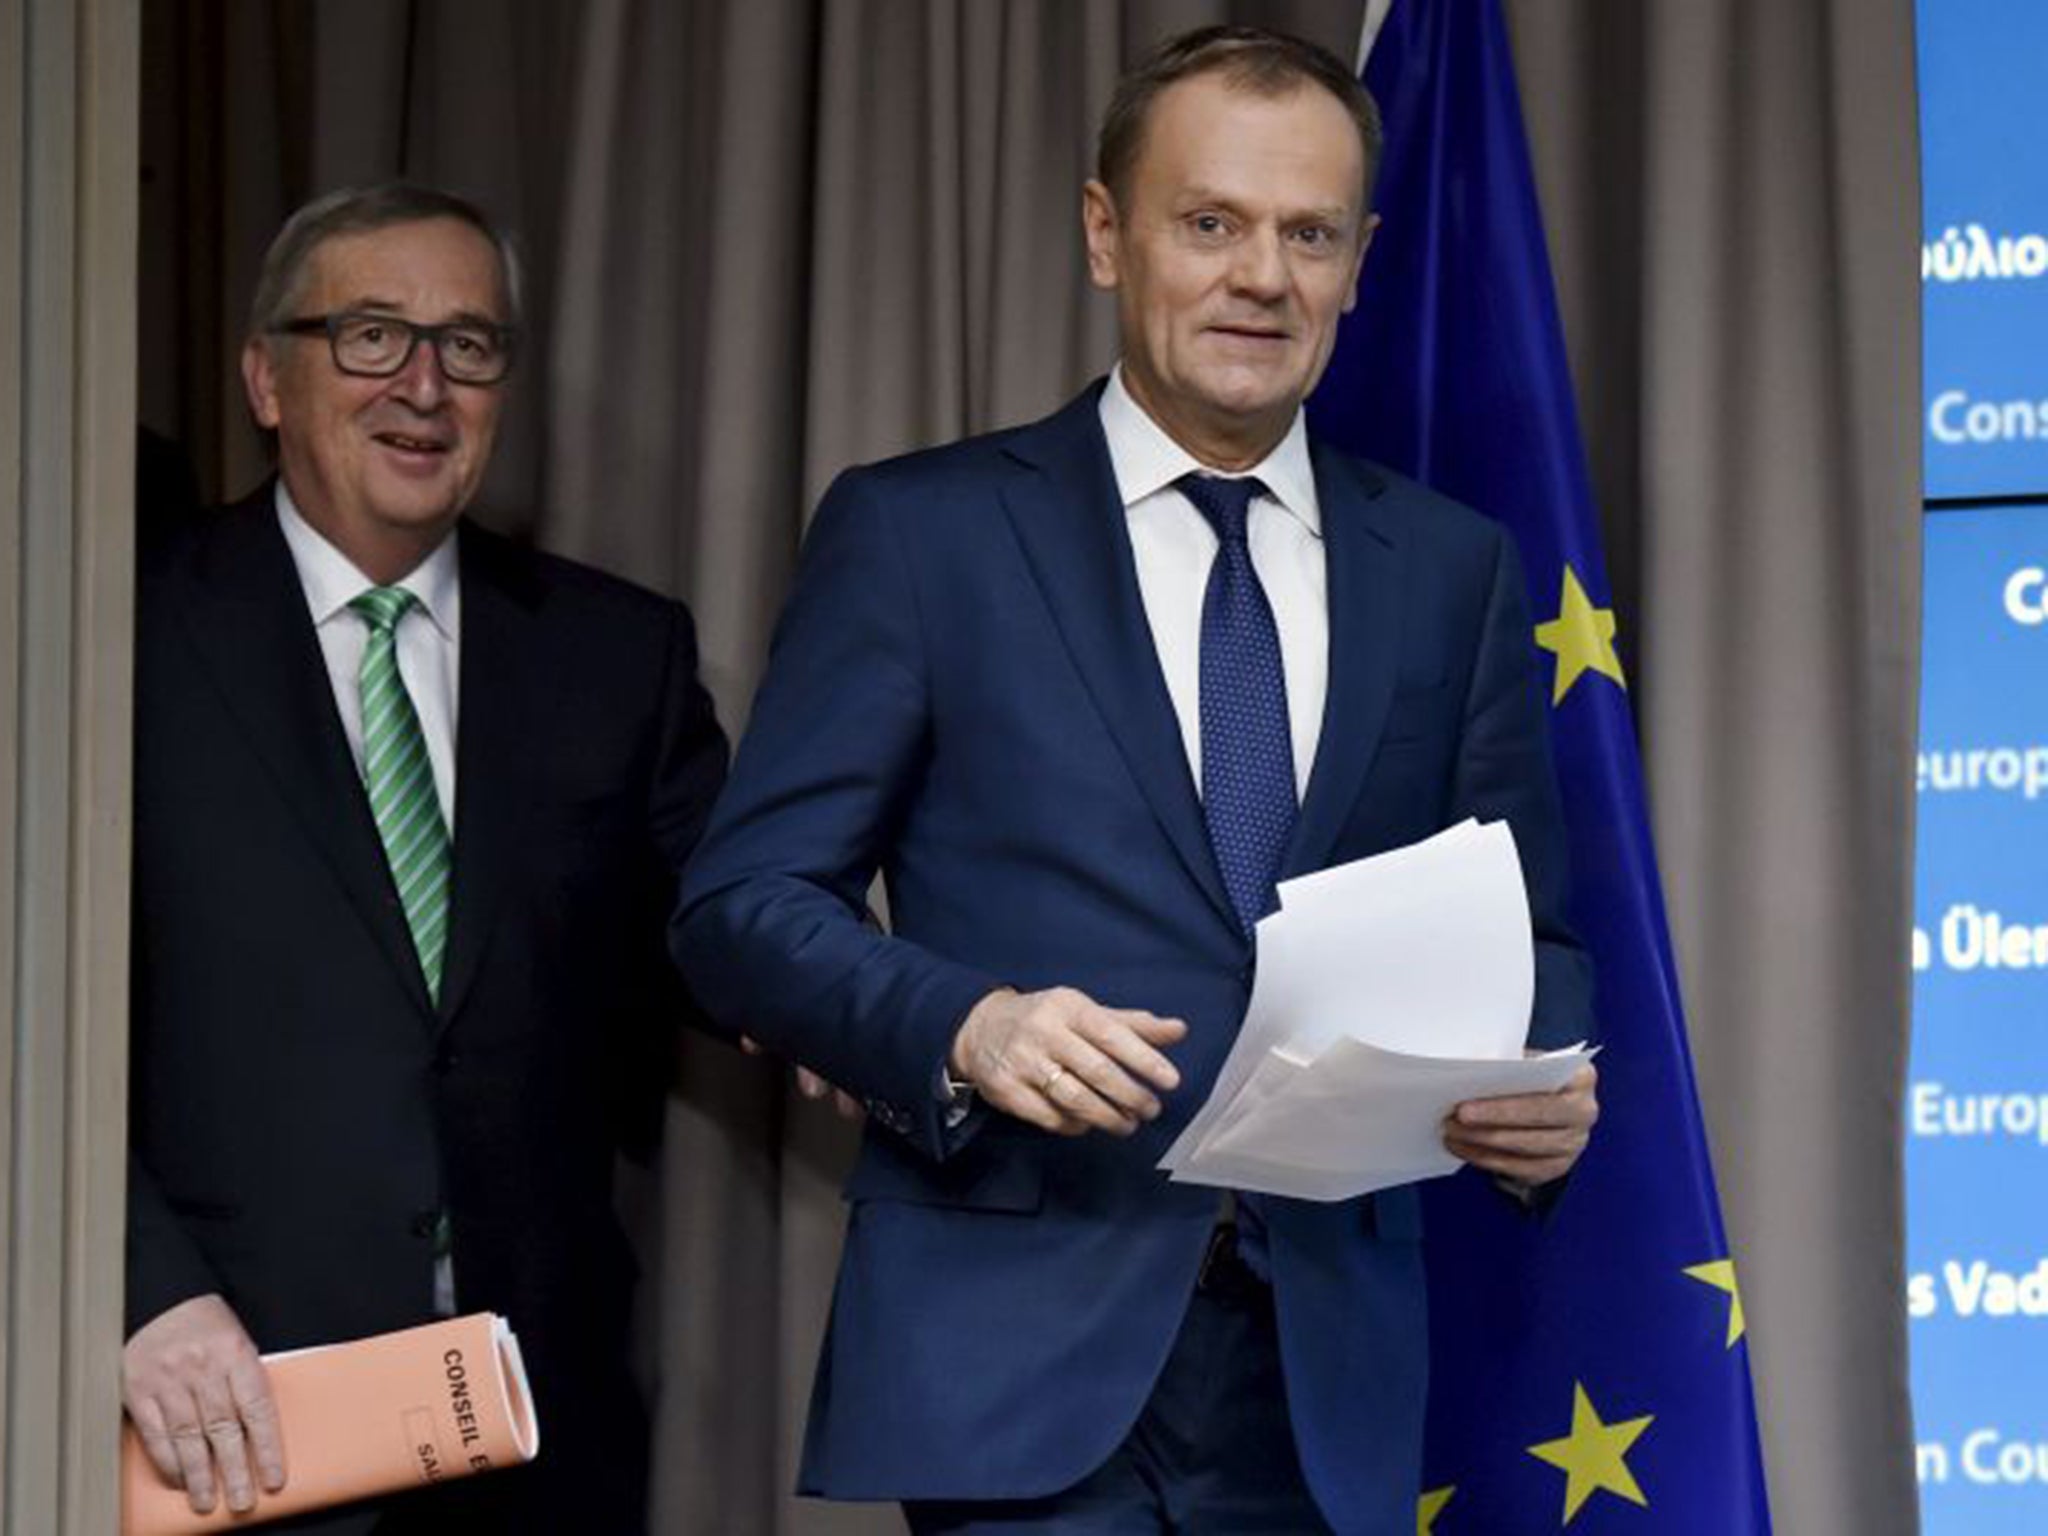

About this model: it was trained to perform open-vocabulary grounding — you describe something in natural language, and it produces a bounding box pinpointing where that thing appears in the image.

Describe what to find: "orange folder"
[121,1311,538,1535]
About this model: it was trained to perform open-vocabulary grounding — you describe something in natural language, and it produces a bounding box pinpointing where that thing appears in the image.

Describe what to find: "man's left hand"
[1444,1060,1599,1187]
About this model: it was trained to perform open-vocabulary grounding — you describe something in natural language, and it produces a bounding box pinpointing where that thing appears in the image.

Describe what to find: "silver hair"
[246,183,524,339]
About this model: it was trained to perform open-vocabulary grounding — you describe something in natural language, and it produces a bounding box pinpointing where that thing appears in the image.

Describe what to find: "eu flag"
[1307,3,1775,1529]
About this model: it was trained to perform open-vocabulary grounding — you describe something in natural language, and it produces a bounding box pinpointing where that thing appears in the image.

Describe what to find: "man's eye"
[1295,225,1336,249]
[447,332,484,358]
[357,323,389,344]
[1188,213,1229,237]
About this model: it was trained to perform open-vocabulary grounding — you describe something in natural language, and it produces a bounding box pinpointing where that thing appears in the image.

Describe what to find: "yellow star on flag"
[1417,1486,1455,1534]
[1533,565,1626,704]
[1684,1258,1747,1347]
[1528,1381,1654,1524]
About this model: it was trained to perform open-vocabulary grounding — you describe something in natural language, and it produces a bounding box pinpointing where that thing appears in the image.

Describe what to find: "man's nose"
[389,334,450,407]
[1227,227,1289,299]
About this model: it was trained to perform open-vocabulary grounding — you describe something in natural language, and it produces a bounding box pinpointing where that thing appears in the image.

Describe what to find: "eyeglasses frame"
[270,311,518,385]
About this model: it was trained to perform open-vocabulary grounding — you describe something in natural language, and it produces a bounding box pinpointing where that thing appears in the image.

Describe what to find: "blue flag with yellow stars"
[1306,2,1774,1530]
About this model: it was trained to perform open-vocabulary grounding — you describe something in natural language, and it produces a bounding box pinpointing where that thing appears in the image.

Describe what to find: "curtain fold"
[137,2,1920,1528]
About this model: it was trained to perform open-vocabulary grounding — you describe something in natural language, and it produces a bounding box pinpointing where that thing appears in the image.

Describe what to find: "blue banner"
[1920,0,2048,499]
[1307,3,1772,1529]
[1909,504,2048,1531]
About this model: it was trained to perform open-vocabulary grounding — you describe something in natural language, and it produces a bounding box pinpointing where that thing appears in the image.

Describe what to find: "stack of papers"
[1160,820,1593,1202]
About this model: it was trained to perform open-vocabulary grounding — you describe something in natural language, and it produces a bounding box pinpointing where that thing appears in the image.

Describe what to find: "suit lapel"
[434,523,541,1032]
[177,495,436,1017]
[1284,442,1405,879]
[999,389,1238,933]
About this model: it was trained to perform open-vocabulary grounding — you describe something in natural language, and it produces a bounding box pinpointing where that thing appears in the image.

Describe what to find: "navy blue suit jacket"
[675,385,1593,1533]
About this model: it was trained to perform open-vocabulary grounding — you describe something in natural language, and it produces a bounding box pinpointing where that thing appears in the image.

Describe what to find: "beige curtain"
[1506,3,1923,1532]
[4,3,137,1532]
[138,1,1921,1530]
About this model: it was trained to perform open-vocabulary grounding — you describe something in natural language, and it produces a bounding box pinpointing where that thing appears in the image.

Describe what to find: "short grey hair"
[246,183,524,340]
[1097,26,1383,210]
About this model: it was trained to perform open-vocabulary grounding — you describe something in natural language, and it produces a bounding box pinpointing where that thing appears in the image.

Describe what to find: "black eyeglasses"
[271,312,517,385]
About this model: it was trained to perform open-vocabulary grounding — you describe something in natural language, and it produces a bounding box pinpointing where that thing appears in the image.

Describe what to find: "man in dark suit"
[123,184,726,1534]
[676,27,1600,1535]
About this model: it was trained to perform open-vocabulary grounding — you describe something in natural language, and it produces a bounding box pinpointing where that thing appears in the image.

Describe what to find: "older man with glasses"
[122,183,727,1536]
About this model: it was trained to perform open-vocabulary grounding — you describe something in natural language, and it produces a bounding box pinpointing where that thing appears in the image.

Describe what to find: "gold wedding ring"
[1040,1065,1069,1097]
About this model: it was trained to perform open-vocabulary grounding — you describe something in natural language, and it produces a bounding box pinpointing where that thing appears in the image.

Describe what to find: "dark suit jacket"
[675,384,1595,1535]
[128,490,727,1534]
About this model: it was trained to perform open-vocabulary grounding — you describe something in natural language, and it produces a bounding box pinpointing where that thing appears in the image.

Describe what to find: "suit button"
[432,1049,459,1075]
[866,1101,912,1134]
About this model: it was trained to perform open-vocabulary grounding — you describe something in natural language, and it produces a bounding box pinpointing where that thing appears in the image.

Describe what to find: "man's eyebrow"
[1173,184,1245,208]
[1171,187,1360,224]
[340,298,507,326]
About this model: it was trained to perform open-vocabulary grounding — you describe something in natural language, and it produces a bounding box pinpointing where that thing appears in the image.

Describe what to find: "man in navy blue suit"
[677,26,1599,1534]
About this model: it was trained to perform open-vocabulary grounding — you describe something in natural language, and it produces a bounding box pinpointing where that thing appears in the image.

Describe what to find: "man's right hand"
[949,987,1186,1135]
[122,1293,286,1515]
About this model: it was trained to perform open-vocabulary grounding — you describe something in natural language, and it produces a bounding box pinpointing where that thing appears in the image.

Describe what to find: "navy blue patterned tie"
[1181,473,1297,934]
[1181,472,1296,1280]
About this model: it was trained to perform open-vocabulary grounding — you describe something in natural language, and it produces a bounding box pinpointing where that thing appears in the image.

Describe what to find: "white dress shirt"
[1099,366,1327,801]
[275,485,461,830]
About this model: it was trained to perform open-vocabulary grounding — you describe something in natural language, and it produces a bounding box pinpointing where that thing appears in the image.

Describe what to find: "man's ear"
[1341,212,1381,316]
[241,336,283,430]
[1081,180,1122,292]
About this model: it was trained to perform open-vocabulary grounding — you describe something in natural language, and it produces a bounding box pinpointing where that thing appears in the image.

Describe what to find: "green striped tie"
[349,587,452,1002]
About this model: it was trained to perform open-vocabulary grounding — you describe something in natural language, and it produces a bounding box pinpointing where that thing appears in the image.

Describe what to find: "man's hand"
[1444,1060,1600,1187]
[740,1034,864,1120]
[950,987,1186,1136]
[122,1293,286,1515]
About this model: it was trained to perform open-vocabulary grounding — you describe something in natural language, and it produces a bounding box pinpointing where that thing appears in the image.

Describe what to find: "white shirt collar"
[274,481,460,639]
[1098,364,1320,537]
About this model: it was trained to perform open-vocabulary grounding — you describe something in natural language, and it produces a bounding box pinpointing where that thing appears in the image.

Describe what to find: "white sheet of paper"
[1160,819,1535,1174]
[1176,1039,1594,1201]
[1266,817,1532,1060]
